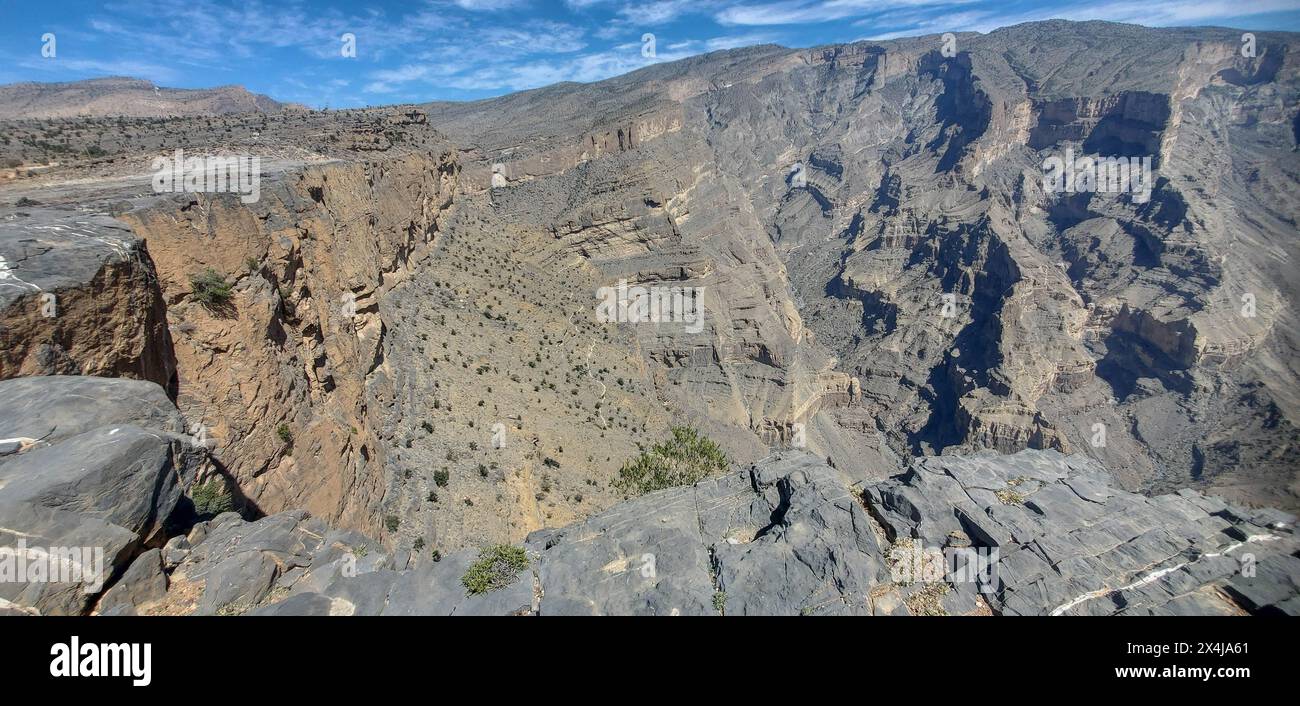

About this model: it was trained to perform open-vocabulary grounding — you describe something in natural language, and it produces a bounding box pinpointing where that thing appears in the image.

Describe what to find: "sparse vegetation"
[189,268,234,311]
[904,582,950,616]
[612,426,728,496]
[461,544,529,595]
[192,479,234,517]
[996,487,1026,505]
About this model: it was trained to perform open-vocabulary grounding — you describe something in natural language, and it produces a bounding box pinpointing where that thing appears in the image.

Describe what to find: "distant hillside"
[0,76,305,119]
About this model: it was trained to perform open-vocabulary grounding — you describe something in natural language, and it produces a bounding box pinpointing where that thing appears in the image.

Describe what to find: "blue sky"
[2,0,1299,108]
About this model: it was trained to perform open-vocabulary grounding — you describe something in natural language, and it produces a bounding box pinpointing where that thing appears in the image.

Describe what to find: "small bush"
[461,545,529,596]
[192,479,234,517]
[385,515,400,532]
[276,423,293,445]
[433,469,450,487]
[189,268,233,310]
[612,426,728,497]
[995,488,1026,505]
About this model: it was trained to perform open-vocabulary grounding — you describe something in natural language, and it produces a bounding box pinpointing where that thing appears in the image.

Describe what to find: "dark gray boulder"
[0,376,185,453]
[0,376,205,615]
[97,548,167,612]
[867,450,1299,616]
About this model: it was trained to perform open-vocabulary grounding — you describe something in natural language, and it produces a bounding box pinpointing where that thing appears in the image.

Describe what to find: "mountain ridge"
[0,76,306,119]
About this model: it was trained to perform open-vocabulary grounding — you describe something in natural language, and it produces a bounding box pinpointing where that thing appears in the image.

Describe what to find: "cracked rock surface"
[122,450,1296,616]
[1,375,1293,616]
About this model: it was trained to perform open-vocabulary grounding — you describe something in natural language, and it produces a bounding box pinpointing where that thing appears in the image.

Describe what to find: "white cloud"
[854,0,1300,40]
[618,0,701,25]
[482,21,588,53]
[16,56,180,84]
[717,0,958,26]
[452,0,529,10]
[1037,0,1300,26]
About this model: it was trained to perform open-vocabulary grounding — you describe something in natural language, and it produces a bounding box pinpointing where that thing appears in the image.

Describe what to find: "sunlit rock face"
[0,20,1296,570]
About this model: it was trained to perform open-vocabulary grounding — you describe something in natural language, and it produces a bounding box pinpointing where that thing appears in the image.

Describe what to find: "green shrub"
[192,479,234,517]
[433,469,450,487]
[461,545,529,596]
[385,515,400,532]
[189,268,233,309]
[612,426,728,496]
[276,423,293,445]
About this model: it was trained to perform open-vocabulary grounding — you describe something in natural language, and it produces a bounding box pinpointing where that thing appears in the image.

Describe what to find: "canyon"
[0,20,1297,615]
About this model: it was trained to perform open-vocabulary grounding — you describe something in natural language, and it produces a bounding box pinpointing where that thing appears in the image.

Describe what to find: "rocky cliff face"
[425,20,1300,512]
[114,152,459,536]
[2,148,460,539]
[0,211,175,389]
[0,21,1297,615]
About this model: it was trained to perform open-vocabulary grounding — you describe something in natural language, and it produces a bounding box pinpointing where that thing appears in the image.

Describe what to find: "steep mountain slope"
[426,20,1300,511]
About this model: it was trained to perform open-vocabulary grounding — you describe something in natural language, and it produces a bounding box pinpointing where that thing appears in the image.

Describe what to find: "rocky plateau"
[0,20,1297,616]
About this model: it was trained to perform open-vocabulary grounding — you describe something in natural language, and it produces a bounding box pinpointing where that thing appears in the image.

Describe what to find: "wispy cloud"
[16,56,181,83]
[717,0,954,26]
[3,0,1297,107]
[619,0,704,25]
[452,0,528,9]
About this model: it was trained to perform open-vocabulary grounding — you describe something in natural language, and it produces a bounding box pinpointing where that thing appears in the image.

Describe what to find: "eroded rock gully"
[0,20,1297,615]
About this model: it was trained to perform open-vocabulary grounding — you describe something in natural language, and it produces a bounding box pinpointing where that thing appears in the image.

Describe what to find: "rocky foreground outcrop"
[3,376,1294,616]
[0,377,206,615]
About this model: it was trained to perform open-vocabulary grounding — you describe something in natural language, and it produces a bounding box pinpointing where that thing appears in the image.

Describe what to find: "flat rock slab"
[0,208,136,309]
